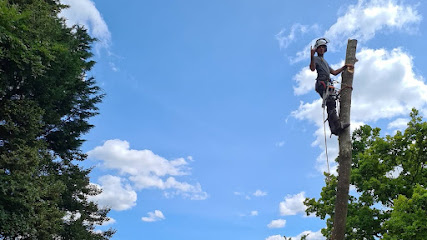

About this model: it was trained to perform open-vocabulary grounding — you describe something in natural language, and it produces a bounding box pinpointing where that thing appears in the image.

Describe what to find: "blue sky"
[59,0,427,239]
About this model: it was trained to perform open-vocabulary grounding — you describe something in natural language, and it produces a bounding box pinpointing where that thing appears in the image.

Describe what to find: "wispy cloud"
[141,210,165,222]
[234,189,267,199]
[275,141,285,147]
[253,189,267,197]
[276,24,320,49]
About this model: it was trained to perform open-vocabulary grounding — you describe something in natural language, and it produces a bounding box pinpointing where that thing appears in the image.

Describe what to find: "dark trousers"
[316,80,341,135]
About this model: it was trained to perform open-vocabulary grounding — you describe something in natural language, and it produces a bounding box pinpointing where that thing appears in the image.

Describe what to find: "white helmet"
[314,37,330,51]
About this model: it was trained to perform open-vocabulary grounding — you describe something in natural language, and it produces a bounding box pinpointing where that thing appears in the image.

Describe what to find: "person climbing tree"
[309,37,351,135]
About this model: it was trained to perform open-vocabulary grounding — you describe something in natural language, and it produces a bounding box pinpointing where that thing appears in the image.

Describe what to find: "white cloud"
[161,178,208,200]
[253,189,267,197]
[293,61,345,96]
[351,48,427,122]
[266,230,325,240]
[291,0,421,62]
[63,211,82,223]
[88,139,188,177]
[267,219,286,229]
[141,210,165,222]
[265,235,284,240]
[279,192,307,216]
[59,0,111,51]
[386,165,403,179]
[326,0,421,44]
[63,211,115,227]
[292,47,427,173]
[290,230,325,240]
[87,139,208,200]
[275,141,285,147]
[238,210,259,217]
[276,24,320,49]
[89,175,137,211]
[387,118,409,130]
[293,68,318,96]
[99,217,116,226]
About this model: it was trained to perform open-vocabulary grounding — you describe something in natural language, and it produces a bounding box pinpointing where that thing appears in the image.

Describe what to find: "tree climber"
[309,38,351,135]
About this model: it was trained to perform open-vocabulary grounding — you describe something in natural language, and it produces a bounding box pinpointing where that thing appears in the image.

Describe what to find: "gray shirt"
[313,56,331,80]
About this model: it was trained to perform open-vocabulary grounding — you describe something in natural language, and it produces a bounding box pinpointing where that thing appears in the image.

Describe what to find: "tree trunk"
[331,39,358,240]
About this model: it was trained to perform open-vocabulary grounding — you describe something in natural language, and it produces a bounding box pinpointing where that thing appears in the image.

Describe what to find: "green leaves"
[0,0,111,239]
[305,109,427,239]
[384,185,427,240]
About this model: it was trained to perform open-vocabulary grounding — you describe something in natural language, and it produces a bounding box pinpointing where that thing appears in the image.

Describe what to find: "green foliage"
[0,0,113,239]
[383,185,427,240]
[0,100,65,239]
[305,109,427,239]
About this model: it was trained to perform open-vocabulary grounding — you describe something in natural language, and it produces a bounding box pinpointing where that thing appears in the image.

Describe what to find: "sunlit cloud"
[89,175,137,211]
[267,219,286,229]
[279,192,307,216]
[59,0,111,53]
[88,139,208,200]
[287,0,421,63]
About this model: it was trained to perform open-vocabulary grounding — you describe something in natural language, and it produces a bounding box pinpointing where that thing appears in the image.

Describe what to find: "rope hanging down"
[322,107,331,176]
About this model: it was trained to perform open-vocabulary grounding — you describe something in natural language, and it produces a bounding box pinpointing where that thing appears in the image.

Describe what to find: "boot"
[341,123,350,131]
[331,122,350,136]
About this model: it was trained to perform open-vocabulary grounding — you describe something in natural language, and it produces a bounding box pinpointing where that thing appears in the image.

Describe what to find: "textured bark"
[331,39,358,240]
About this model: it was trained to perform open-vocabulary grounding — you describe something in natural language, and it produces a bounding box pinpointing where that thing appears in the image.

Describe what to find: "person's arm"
[330,64,353,76]
[309,46,316,71]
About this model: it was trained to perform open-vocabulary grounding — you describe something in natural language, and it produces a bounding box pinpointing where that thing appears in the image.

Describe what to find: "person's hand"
[310,46,316,57]
[344,64,354,70]
[343,64,354,73]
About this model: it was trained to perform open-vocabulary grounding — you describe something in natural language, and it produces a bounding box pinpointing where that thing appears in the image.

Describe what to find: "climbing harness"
[321,82,336,108]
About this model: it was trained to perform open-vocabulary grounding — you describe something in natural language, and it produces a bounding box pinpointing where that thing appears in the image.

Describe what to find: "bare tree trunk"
[331,39,357,240]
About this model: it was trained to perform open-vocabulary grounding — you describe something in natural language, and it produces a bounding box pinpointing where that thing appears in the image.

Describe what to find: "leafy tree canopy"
[0,0,113,239]
[305,109,427,240]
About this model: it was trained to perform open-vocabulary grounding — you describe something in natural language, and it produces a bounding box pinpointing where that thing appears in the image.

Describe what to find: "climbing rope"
[322,105,331,177]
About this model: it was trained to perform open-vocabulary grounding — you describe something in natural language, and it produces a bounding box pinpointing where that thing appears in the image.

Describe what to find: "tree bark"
[331,39,357,240]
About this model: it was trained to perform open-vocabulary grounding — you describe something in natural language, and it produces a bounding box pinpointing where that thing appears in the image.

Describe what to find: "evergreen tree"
[0,0,113,238]
[304,109,427,239]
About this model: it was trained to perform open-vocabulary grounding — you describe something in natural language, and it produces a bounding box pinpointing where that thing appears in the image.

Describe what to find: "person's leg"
[326,96,350,135]
[326,97,341,135]
[315,80,325,98]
